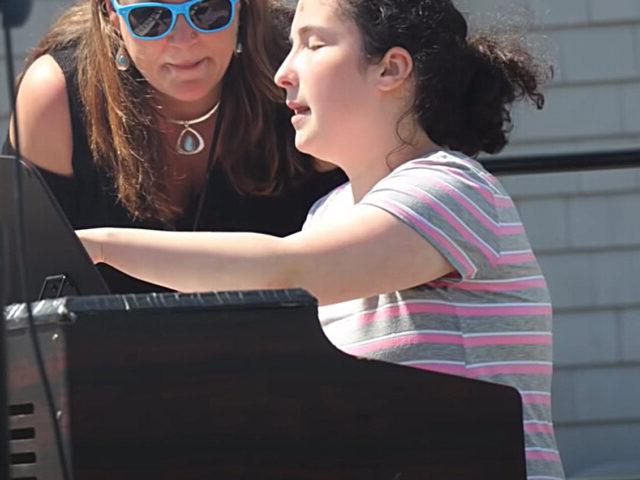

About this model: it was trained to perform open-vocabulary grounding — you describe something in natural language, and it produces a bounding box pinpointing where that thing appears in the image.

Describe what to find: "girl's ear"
[376,46,413,92]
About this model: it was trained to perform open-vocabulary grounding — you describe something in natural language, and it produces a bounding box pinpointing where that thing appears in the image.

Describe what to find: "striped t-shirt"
[303,150,565,480]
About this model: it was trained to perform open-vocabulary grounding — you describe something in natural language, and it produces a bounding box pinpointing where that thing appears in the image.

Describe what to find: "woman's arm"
[78,204,454,305]
[9,54,73,175]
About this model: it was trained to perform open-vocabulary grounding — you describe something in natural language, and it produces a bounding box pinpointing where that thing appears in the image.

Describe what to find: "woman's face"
[110,0,240,112]
[274,0,382,166]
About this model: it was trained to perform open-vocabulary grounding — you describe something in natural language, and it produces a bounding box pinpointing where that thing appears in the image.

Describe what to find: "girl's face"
[274,0,383,167]
[110,0,240,113]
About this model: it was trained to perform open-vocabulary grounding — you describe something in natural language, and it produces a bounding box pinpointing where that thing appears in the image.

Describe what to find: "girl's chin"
[295,131,330,159]
[294,136,314,156]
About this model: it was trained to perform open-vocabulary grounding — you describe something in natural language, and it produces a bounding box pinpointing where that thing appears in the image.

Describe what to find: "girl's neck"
[347,133,438,203]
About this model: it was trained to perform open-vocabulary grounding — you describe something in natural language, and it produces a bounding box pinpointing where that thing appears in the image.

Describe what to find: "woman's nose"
[168,14,197,43]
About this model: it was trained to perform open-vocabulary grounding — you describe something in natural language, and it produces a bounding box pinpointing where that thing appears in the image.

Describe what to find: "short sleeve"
[302,182,349,232]
[360,155,502,280]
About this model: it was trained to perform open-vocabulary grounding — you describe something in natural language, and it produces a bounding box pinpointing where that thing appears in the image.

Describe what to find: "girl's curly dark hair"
[338,0,550,156]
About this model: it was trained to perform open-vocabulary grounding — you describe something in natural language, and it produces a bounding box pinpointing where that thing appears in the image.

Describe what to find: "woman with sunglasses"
[4,0,345,292]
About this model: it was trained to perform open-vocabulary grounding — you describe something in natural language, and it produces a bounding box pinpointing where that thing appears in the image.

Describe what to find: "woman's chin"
[157,85,219,110]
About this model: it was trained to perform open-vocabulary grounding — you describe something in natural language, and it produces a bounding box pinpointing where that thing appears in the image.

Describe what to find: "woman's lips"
[167,58,206,74]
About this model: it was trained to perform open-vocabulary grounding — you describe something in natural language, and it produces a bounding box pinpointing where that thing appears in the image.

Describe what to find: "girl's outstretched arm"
[77,204,453,305]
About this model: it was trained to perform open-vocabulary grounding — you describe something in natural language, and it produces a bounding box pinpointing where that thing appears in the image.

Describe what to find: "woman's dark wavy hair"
[337,0,550,156]
[22,0,310,223]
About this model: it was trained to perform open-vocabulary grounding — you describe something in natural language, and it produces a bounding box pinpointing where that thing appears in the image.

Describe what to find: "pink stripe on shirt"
[526,450,562,462]
[382,202,477,277]
[399,184,500,260]
[469,363,552,377]
[498,251,537,265]
[345,332,463,356]
[431,277,547,292]
[439,167,514,207]
[522,393,552,405]
[524,423,555,434]
[349,302,552,326]
[408,162,513,208]
[422,176,525,237]
[346,333,551,359]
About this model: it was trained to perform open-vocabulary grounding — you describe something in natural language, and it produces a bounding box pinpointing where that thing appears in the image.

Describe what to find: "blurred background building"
[1,0,639,478]
[458,1,640,478]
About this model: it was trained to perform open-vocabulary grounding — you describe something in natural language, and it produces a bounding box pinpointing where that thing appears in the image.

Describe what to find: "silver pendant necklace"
[167,101,220,155]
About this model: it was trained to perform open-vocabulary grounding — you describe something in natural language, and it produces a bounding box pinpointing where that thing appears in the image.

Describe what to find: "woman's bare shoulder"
[10,54,73,175]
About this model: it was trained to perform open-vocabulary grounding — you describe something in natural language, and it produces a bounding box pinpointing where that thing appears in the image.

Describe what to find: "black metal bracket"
[38,274,79,301]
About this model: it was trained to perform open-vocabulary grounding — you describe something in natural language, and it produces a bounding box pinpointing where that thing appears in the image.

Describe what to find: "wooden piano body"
[6,289,526,479]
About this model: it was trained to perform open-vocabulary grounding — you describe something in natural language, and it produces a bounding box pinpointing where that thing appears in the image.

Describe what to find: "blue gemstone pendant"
[176,126,205,155]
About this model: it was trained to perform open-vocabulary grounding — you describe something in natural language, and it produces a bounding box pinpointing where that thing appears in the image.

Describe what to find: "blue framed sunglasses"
[110,0,239,40]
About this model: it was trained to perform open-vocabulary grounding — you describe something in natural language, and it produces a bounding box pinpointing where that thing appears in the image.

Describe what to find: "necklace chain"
[167,101,220,127]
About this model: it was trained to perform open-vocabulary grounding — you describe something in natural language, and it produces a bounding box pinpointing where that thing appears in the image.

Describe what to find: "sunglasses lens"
[190,0,233,31]
[128,7,173,38]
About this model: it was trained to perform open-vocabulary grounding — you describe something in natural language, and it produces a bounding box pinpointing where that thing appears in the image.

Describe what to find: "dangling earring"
[234,41,243,55]
[115,46,130,71]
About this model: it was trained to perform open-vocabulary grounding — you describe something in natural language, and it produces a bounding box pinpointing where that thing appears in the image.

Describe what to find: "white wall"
[460,1,640,477]
[0,0,69,130]
[458,0,640,156]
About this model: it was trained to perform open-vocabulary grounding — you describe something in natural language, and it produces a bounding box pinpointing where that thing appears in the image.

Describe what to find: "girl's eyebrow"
[289,24,330,43]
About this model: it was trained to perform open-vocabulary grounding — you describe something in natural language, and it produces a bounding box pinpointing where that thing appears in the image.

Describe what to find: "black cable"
[1,222,8,480]
[192,99,225,231]
[2,15,71,480]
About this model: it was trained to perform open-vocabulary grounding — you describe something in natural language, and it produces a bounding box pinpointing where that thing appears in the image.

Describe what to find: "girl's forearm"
[83,228,293,293]
[78,205,454,305]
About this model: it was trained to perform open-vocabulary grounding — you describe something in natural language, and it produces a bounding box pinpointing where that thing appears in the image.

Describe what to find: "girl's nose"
[274,53,297,89]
